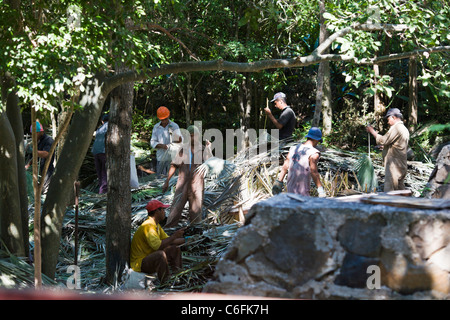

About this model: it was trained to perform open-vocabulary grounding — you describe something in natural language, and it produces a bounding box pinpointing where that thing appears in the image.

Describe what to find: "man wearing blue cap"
[264,92,296,142]
[272,127,326,197]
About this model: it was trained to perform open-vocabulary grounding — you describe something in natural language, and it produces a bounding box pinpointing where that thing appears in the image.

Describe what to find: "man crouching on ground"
[130,200,185,283]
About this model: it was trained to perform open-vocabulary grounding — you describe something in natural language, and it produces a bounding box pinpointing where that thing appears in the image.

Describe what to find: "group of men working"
[128,92,410,283]
[26,91,410,284]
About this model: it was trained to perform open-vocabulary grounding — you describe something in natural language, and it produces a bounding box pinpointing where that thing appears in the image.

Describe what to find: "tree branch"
[319,45,450,64]
[131,23,200,61]
[313,23,408,55]
[105,23,447,91]
[362,45,450,64]
[106,56,321,88]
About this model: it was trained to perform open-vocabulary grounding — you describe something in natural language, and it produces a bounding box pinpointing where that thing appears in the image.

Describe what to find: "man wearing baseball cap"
[272,127,326,197]
[366,108,410,192]
[25,120,55,193]
[130,200,185,283]
[150,106,183,176]
[264,92,296,142]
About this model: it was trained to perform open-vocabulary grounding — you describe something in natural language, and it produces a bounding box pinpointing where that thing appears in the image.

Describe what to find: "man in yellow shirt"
[130,200,185,282]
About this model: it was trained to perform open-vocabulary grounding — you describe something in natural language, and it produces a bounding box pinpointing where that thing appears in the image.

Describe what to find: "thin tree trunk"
[238,76,247,150]
[186,73,192,126]
[313,0,332,135]
[373,63,386,131]
[321,62,332,135]
[0,111,25,257]
[176,73,192,126]
[31,109,42,289]
[408,56,418,131]
[105,69,133,285]
[4,80,29,258]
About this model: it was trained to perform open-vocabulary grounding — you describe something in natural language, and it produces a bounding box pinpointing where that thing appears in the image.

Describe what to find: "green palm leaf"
[355,154,378,193]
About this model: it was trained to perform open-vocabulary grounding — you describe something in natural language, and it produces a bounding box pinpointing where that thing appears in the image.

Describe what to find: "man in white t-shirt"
[150,106,182,176]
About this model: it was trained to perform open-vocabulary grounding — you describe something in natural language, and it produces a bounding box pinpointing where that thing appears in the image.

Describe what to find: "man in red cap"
[130,200,185,282]
[150,106,182,176]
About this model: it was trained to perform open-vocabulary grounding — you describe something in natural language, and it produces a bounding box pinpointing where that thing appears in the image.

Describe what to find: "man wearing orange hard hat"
[150,106,182,176]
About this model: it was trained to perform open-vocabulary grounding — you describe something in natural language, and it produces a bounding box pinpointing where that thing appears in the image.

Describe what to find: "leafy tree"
[323,0,450,128]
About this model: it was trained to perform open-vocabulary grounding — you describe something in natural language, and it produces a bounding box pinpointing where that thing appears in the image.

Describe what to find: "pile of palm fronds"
[52,138,434,293]
[5,136,433,293]
[0,246,57,289]
[151,222,240,292]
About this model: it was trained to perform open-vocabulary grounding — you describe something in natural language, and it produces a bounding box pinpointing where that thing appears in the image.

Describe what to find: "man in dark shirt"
[25,121,55,193]
[264,92,296,142]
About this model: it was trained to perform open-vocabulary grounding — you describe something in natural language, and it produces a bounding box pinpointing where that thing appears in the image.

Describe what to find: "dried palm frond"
[196,157,236,179]
[0,245,57,288]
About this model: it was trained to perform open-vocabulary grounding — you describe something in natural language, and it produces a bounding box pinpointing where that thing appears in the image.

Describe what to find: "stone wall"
[203,194,450,299]
[423,144,450,199]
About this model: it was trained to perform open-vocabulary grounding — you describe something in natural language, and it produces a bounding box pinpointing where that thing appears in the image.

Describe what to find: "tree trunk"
[321,61,332,135]
[408,56,418,131]
[41,76,109,279]
[313,0,332,135]
[176,73,192,126]
[186,73,192,126]
[373,63,386,131]
[0,111,25,257]
[30,109,42,288]
[105,73,133,285]
[238,75,252,150]
[4,81,29,258]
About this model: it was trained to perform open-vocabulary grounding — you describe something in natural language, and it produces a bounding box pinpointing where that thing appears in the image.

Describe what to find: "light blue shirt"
[92,122,108,155]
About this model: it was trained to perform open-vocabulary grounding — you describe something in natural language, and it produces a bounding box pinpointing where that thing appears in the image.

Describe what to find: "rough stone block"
[203,194,450,299]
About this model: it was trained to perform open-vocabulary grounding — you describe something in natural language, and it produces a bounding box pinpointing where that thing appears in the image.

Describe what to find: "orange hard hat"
[157,106,170,120]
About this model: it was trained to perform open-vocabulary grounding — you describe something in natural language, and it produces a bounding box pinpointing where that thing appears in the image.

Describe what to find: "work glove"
[317,186,326,198]
[272,180,284,195]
